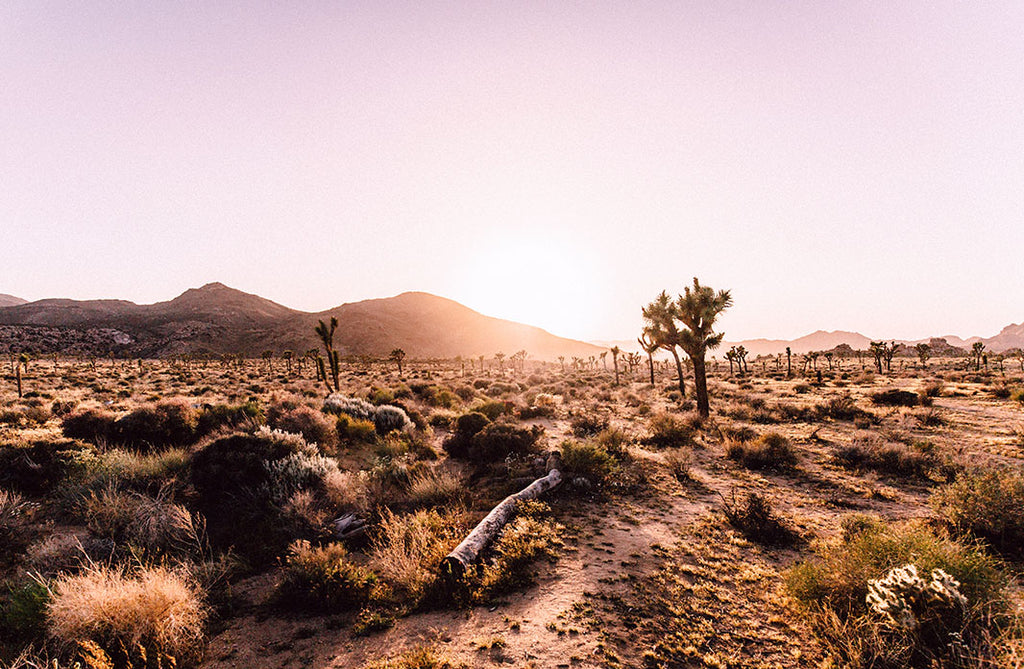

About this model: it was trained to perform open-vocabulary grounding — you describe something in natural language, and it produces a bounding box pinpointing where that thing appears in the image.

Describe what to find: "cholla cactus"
[866,563,967,630]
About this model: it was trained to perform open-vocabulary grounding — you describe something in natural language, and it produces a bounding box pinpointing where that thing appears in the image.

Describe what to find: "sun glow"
[453,230,607,341]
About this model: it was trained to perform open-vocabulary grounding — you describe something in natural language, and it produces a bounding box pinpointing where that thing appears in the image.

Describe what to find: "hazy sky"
[3,2,1023,342]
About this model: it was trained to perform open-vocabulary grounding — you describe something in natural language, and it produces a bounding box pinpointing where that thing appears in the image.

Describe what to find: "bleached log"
[441,469,562,581]
[332,513,367,540]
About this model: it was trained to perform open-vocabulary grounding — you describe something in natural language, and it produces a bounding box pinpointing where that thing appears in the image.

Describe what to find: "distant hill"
[0,294,27,308]
[0,283,602,360]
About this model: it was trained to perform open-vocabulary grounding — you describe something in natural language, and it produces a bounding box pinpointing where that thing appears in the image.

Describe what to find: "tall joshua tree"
[642,291,687,398]
[314,317,341,392]
[610,346,621,385]
[674,278,732,418]
[638,333,658,385]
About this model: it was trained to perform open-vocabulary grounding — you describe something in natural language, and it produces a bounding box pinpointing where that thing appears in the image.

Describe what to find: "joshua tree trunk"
[669,348,686,397]
[692,355,710,418]
[646,351,655,385]
[16,364,22,399]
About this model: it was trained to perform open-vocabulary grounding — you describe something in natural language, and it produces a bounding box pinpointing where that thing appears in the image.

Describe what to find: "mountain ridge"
[0,283,602,360]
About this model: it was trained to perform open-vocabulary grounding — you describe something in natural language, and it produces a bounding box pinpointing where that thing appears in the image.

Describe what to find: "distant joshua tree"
[971,342,985,371]
[314,317,341,392]
[642,291,687,397]
[557,356,565,373]
[494,352,506,376]
[282,350,294,374]
[610,346,621,385]
[638,333,658,385]
[914,343,931,368]
[869,341,886,374]
[599,351,608,370]
[390,348,406,376]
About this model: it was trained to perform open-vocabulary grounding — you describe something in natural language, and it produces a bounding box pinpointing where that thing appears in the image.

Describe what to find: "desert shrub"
[368,387,396,405]
[336,414,378,445]
[455,422,542,463]
[640,413,694,450]
[67,447,189,498]
[722,492,799,546]
[726,432,797,471]
[471,502,561,600]
[454,412,489,437]
[870,388,919,407]
[323,394,376,421]
[270,405,337,450]
[991,385,1012,399]
[472,400,512,422]
[363,645,468,669]
[189,428,341,561]
[721,425,756,443]
[369,508,466,606]
[405,466,466,508]
[921,380,944,398]
[664,448,693,481]
[112,399,200,450]
[485,382,519,397]
[454,386,476,402]
[931,467,1024,558]
[277,540,377,612]
[374,405,413,435]
[786,517,1007,667]
[833,437,938,478]
[569,413,608,437]
[61,408,116,444]
[0,489,33,564]
[0,579,50,641]
[46,565,207,666]
[83,486,204,559]
[472,379,490,390]
[560,440,617,486]
[815,394,874,422]
[0,439,95,496]
[195,400,263,435]
[595,427,631,457]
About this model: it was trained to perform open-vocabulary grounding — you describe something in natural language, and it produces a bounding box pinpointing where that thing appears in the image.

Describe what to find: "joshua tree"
[557,356,565,373]
[494,352,506,376]
[610,346,621,385]
[642,291,687,397]
[725,348,736,375]
[971,342,985,371]
[599,351,608,370]
[824,351,834,371]
[883,341,899,372]
[735,345,749,375]
[282,350,294,374]
[626,352,642,377]
[914,343,930,368]
[390,348,406,376]
[314,317,341,392]
[869,341,885,374]
[638,333,658,385]
[512,350,528,375]
[261,350,274,376]
[16,353,27,398]
[671,278,732,418]
[785,346,792,377]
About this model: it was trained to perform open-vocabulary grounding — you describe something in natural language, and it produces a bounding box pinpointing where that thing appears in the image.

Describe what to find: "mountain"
[723,331,872,357]
[0,283,602,360]
[0,294,26,308]
[981,323,1024,352]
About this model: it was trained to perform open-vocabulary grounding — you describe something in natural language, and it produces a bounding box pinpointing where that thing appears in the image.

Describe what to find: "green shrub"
[472,400,512,422]
[451,422,542,462]
[726,432,797,471]
[931,467,1024,558]
[560,440,617,486]
[0,439,94,495]
[277,540,376,612]
[640,413,694,450]
[786,517,1008,667]
[0,579,50,641]
[815,394,874,422]
[196,400,264,435]
[336,414,378,445]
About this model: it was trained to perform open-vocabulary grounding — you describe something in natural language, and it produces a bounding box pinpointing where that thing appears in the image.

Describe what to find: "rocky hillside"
[0,284,602,360]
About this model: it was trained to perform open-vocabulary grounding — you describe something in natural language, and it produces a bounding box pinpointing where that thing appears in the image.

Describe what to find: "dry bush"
[721,492,799,546]
[61,408,116,445]
[363,645,468,669]
[832,437,939,479]
[270,405,337,450]
[870,388,920,407]
[569,413,609,437]
[663,448,693,481]
[931,467,1024,559]
[726,432,797,471]
[640,413,694,450]
[405,466,467,508]
[277,540,377,612]
[111,398,200,450]
[0,489,33,564]
[84,486,204,559]
[46,564,207,665]
[369,508,466,606]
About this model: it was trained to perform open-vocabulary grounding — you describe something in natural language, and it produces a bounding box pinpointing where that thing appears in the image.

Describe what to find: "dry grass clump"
[369,508,467,606]
[276,540,377,612]
[786,516,1010,668]
[60,408,116,445]
[832,436,940,479]
[405,466,467,508]
[870,388,920,407]
[720,492,800,546]
[362,645,468,669]
[471,502,561,600]
[83,486,204,559]
[931,467,1024,559]
[560,440,618,487]
[46,564,207,665]
[663,448,693,481]
[1,489,33,562]
[269,404,337,450]
[726,432,798,471]
[110,398,201,450]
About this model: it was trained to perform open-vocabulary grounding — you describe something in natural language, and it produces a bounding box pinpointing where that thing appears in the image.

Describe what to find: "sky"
[2,2,1023,343]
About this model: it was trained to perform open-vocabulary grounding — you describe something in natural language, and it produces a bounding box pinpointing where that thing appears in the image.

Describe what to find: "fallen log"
[441,468,562,582]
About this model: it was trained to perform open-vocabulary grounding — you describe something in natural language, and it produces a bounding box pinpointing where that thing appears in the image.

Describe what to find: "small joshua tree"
[914,343,930,369]
[390,348,406,376]
[610,346,621,385]
[869,341,886,374]
[638,333,658,385]
[971,342,985,371]
[314,317,341,392]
